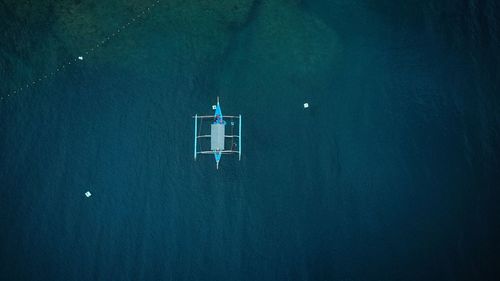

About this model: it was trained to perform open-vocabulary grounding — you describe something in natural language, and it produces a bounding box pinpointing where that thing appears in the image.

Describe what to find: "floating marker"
[303,102,309,108]
[78,56,83,60]
[85,191,92,198]
[212,105,216,110]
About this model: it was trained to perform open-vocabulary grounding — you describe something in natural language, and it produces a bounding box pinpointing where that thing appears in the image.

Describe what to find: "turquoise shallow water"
[1,1,499,280]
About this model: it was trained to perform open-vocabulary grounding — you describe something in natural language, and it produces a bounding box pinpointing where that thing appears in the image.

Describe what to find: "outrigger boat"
[193,97,241,169]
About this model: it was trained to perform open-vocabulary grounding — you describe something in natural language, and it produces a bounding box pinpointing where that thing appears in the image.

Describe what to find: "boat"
[193,97,241,169]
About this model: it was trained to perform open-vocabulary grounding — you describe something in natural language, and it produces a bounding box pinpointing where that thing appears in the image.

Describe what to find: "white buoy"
[212,105,216,110]
[303,102,309,108]
[85,191,92,198]
[78,56,84,60]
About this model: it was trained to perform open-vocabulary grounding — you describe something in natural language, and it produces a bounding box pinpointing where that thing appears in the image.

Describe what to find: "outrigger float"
[193,97,241,169]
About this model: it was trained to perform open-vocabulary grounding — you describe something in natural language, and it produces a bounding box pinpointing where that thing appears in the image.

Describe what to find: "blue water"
[1,0,499,280]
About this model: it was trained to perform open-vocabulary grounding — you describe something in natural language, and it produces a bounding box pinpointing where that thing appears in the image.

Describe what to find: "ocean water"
[1,0,499,280]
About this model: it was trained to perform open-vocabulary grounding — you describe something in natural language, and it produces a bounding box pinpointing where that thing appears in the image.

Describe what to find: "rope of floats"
[0,0,162,104]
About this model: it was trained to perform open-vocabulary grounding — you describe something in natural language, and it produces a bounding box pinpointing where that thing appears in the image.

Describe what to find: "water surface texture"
[1,0,499,280]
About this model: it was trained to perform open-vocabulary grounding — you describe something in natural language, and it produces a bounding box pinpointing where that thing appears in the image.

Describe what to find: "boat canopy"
[211,123,225,150]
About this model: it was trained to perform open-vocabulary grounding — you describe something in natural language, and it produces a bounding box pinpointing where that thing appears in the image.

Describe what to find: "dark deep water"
[1,0,499,280]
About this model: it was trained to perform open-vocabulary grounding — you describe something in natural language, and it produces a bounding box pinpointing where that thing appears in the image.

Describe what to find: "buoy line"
[0,0,162,104]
